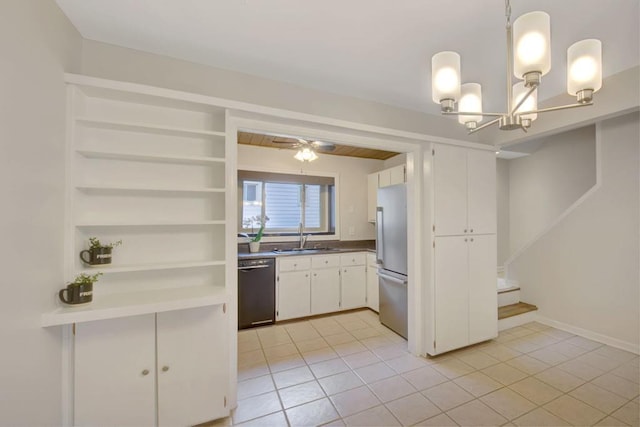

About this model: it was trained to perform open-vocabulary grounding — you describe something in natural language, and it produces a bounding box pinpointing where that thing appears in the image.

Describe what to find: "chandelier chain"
[505,0,511,27]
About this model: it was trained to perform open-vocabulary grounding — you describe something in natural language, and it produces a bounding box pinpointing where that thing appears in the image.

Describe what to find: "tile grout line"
[236,315,639,427]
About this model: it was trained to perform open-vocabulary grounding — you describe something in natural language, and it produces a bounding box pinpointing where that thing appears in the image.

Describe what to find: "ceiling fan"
[271,137,336,162]
[271,137,336,152]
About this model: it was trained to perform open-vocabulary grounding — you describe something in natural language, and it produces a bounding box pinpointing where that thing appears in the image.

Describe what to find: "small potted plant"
[59,272,102,305]
[243,215,269,253]
[80,237,123,266]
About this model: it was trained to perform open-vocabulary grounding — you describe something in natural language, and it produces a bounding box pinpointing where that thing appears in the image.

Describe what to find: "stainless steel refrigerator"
[376,183,408,338]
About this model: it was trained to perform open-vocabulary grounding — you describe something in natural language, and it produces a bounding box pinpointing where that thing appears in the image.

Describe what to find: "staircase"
[497,271,538,330]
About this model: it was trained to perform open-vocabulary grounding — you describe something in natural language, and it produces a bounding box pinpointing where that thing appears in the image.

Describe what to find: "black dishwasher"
[238,258,276,329]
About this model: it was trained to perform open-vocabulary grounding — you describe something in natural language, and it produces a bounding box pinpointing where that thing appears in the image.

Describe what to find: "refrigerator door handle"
[377,271,407,285]
[376,207,384,264]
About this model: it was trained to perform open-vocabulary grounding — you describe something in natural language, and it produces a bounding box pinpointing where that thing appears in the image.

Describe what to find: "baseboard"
[498,311,537,331]
[535,315,640,355]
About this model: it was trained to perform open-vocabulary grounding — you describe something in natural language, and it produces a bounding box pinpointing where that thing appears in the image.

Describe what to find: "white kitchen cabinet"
[367,165,406,223]
[276,253,369,320]
[433,144,496,236]
[74,306,229,427]
[75,315,156,427]
[311,267,341,314]
[468,235,498,343]
[156,306,229,426]
[366,253,379,312]
[378,168,391,188]
[466,149,497,235]
[277,270,311,320]
[434,234,497,354]
[341,265,367,309]
[389,164,406,186]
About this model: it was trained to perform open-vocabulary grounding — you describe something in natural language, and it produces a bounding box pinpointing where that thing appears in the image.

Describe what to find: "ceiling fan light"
[513,11,551,79]
[431,51,461,107]
[513,82,538,121]
[567,39,602,100]
[294,147,318,162]
[458,83,483,126]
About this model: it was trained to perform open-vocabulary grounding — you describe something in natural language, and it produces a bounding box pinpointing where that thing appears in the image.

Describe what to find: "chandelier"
[294,147,318,162]
[431,0,602,133]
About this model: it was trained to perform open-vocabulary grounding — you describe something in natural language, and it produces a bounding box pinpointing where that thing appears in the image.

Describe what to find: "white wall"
[0,1,81,425]
[508,126,597,256]
[496,159,510,266]
[238,145,382,241]
[510,112,639,349]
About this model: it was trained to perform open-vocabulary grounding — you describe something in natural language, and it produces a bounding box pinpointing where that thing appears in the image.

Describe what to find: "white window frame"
[237,166,340,243]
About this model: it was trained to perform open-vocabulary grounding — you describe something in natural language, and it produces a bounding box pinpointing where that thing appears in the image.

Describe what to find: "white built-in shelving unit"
[42,75,233,327]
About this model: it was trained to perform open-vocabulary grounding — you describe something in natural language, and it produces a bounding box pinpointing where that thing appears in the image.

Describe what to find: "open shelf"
[75,117,225,138]
[77,260,225,275]
[41,285,229,327]
[76,220,225,227]
[76,149,225,165]
[76,185,225,194]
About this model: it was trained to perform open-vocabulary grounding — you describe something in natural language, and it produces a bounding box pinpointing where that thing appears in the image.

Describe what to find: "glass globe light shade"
[513,11,551,79]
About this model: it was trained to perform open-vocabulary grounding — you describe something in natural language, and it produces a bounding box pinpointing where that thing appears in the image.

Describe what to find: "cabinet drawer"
[340,253,366,266]
[278,256,311,272]
[366,253,378,267]
[311,255,340,269]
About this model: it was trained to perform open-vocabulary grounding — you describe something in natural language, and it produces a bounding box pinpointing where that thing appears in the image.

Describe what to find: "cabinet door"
[434,236,469,354]
[367,173,378,222]
[366,262,379,312]
[378,169,391,188]
[278,271,311,320]
[311,268,341,314]
[389,165,406,185]
[75,314,156,427]
[433,144,468,236]
[467,149,497,235]
[341,265,367,309]
[157,305,229,426]
[468,235,498,344]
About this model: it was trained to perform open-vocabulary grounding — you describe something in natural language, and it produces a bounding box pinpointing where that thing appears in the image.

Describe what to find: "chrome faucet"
[298,223,309,249]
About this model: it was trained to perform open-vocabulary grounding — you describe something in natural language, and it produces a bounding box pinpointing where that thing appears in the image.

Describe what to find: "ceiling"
[238,132,400,160]
[56,0,639,117]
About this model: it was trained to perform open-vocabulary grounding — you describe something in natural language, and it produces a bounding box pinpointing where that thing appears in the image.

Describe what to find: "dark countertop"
[238,247,375,260]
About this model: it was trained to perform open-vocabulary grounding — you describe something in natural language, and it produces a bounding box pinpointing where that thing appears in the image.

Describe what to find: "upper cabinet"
[433,144,496,236]
[367,164,406,222]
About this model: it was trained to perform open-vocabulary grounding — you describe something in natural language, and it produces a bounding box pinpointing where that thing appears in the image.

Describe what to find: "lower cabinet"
[74,305,229,427]
[434,234,497,354]
[277,270,311,320]
[311,267,341,314]
[366,253,379,312]
[341,265,367,309]
[276,253,369,320]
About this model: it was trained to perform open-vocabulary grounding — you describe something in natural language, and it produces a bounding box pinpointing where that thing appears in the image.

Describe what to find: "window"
[239,170,336,237]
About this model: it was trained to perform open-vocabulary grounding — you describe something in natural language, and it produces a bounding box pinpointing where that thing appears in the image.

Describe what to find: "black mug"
[59,282,93,305]
[80,247,112,266]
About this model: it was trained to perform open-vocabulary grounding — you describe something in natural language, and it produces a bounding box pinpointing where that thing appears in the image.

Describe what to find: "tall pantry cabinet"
[429,143,497,355]
[41,74,235,426]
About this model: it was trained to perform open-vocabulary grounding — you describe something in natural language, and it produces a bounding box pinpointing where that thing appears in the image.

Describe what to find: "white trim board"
[535,315,640,355]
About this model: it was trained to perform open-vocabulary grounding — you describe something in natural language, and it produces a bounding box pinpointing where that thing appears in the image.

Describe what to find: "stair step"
[498,302,538,320]
[498,286,520,294]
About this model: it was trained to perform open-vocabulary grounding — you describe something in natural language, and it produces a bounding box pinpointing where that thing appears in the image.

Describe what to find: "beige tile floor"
[219,309,639,426]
